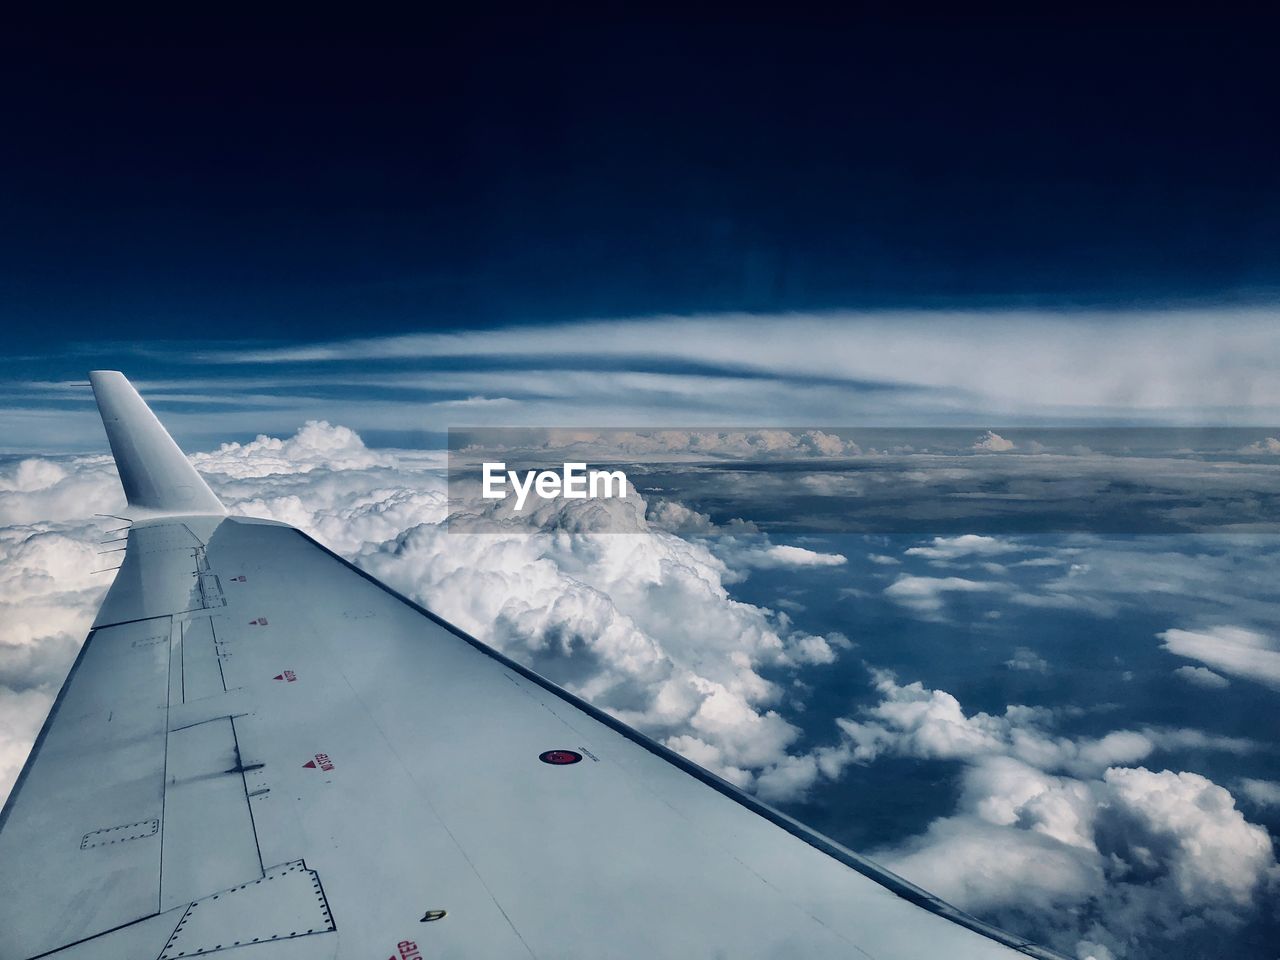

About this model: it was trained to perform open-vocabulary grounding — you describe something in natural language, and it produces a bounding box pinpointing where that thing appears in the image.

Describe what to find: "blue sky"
[2,16,1279,355]
[2,15,1278,449]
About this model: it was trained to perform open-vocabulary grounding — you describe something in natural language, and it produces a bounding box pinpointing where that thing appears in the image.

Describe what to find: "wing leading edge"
[0,373,1067,960]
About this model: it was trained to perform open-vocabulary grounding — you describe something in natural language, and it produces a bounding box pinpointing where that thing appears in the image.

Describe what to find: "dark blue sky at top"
[2,12,1278,352]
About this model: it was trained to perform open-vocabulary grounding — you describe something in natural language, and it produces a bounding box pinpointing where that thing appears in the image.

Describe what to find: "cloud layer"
[823,672,1279,959]
[2,424,1277,960]
[1159,626,1280,690]
[7,306,1280,450]
[0,423,849,805]
[187,308,1280,422]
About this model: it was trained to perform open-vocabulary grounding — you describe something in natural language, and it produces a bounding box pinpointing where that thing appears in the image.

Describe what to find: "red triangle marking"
[303,760,316,768]
[273,674,284,680]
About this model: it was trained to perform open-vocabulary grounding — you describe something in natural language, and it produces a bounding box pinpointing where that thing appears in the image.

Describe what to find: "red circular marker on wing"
[539,749,583,765]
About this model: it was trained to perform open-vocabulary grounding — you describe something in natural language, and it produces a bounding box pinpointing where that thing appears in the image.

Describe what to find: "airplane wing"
[0,372,1066,960]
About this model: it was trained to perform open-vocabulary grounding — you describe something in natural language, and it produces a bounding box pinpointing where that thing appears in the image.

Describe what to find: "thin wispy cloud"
[183,307,1280,420]
[5,307,1280,451]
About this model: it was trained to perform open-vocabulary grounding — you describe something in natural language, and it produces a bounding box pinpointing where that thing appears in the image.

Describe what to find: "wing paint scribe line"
[156,860,336,959]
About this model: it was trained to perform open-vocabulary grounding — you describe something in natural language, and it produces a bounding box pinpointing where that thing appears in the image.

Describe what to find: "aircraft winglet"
[89,370,226,516]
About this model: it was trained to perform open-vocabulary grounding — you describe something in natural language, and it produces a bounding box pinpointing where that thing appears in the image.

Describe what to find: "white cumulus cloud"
[0,422,852,807]
[1238,437,1280,455]
[1236,778,1280,809]
[1173,665,1230,689]
[841,674,1280,957]
[1158,625,1280,690]
[973,430,1015,452]
[884,574,1004,615]
[905,534,1023,561]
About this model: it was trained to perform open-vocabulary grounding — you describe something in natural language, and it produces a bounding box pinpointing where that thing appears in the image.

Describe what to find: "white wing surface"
[0,373,1066,960]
